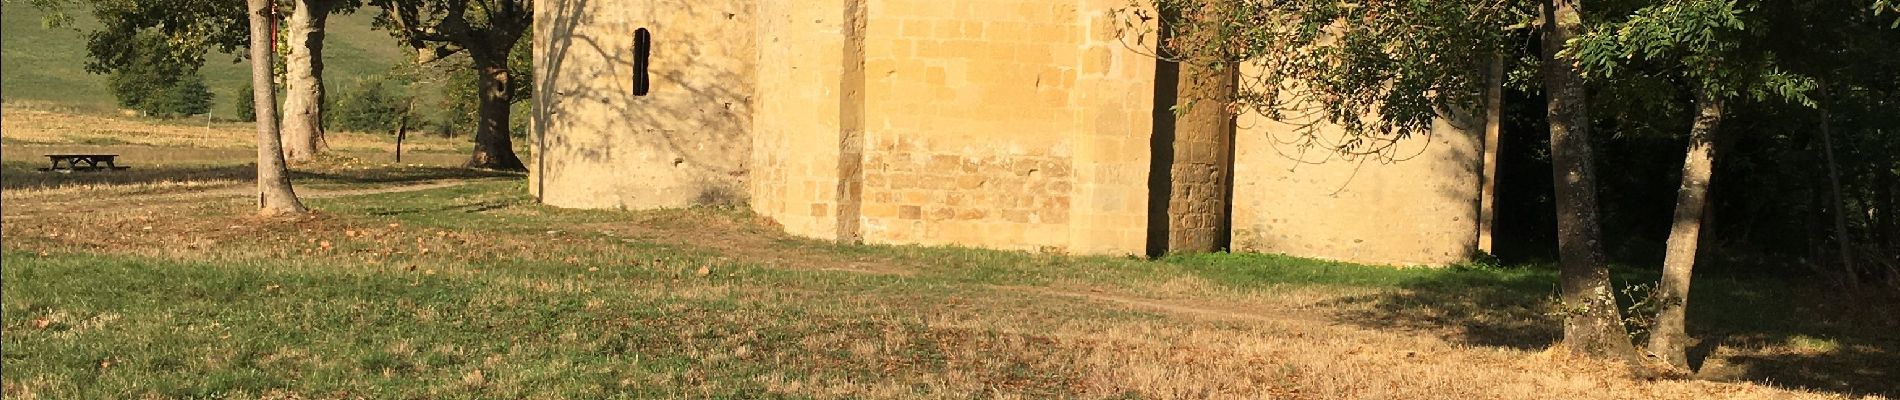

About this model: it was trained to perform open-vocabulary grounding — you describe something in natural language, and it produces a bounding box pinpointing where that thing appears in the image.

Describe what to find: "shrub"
[107,33,213,118]
[328,79,403,133]
[234,82,257,122]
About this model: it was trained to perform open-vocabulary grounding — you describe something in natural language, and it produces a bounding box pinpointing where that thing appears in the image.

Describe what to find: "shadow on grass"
[294,167,522,185]
[1321,263,1899,397]
[1323,267,1563,350]
[0,163,255,190]
[1,162,521,191]
[1687,280,1900,397]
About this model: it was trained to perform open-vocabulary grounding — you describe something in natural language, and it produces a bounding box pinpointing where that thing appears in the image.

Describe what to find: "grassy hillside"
[1,3,409,118]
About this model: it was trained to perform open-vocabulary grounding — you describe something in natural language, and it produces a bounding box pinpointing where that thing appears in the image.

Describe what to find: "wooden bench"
[40,154,129,172]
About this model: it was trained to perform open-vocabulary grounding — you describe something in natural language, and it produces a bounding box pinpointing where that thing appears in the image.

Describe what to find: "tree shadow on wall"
[536,0,754,206]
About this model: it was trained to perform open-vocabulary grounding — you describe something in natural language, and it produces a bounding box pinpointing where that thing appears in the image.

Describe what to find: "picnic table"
[41,154,129,172]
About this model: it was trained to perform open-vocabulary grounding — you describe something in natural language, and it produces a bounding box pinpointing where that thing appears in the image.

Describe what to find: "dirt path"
[302,179,503,198]
[2,178,511,219]
[1015,286,1345,327]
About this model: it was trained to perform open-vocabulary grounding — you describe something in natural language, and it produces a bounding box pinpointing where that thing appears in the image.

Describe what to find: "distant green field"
[2,3,409,117]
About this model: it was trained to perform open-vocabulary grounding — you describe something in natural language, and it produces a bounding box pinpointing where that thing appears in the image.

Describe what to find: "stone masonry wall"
[751,0,865,241]
[856,0,1090,251]
[1231,95,1485,265]
[1066,0,1159,256]
[1162,60,1237,254]
[537,0,1481,263]
[747,0,1156,255]
[532,0,756,209]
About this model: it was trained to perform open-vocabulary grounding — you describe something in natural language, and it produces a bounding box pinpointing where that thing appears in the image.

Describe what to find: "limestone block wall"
[855,0,1091,251]
[532,0,756,209]
[1230,107,1485,266]
[751,0,865,241]
[534,0,1483,263]
[1160,62,1237,254]
[1065,0,1159,255]
[745,0,1156,255]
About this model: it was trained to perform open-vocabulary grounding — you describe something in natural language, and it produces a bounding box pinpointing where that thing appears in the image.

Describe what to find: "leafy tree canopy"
[1117,0,1533,160]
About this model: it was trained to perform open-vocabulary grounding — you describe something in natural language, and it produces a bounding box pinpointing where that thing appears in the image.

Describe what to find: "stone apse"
[532,0,1486,265]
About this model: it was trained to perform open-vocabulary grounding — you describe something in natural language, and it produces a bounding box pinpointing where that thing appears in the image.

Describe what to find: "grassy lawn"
[6,179,1895,398]
[2,111,1896,398]
[2,3,407,117]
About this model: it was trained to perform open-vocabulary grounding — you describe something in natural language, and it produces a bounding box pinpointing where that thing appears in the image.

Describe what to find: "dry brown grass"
[3,179,1883,399]
[1,105,465,153]
[0,111,1889,399]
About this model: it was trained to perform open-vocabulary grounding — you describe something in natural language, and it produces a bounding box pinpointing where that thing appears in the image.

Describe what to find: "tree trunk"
[1818,83,1859,290]
[1479,53,1505,254]
[395,103,410,164]
[1647,89,1724,371]
[1538,0,1642,366]
[467,60,525,170]
[250,0,308,215]
[1878,141,1895,251]
[280,0,330,161]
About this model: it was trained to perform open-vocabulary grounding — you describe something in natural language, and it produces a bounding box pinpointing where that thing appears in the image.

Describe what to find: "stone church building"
[530,0,1488,265]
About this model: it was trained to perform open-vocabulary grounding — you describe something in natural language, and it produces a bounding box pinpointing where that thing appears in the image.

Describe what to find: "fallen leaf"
[696,265,711,277]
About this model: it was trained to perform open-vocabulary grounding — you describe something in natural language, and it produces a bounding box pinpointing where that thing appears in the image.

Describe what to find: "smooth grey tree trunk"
[251,0,308,215]
[1539,0,1642,367]
[281,0,331,161]
[1647,90,1724,370]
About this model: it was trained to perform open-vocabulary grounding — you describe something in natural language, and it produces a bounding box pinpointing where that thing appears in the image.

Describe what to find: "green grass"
[5,180,1895,398]
[5,252,793,398]
[1,4,407,117]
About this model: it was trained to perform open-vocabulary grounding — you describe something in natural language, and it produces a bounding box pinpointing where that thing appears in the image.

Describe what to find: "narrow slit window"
[633,28,652,96]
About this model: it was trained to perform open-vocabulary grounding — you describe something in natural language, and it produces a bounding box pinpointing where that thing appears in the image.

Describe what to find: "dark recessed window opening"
[634,28,651,97]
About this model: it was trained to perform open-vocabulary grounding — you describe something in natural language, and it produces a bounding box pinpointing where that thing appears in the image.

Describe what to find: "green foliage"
[1117,0,1532,161]
[234,81,257,122]
[81,0,248,76]
[106,33,214,117]
[1877,0,1900,28]
[327,78,404,133]
[1615,282,1664,341]
[3,3,410,115]
[394,43,533,138]
[1568,0,1815,107]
